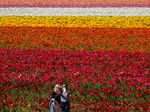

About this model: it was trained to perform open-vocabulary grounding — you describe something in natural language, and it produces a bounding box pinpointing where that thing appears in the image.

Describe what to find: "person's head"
[63,84,68,89]
[54,84,62,94]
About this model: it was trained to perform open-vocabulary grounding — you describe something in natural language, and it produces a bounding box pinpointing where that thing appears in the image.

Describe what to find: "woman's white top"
[61,87,68,102]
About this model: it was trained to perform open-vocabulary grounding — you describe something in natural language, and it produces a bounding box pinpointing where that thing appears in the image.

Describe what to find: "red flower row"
[0,48,150,111]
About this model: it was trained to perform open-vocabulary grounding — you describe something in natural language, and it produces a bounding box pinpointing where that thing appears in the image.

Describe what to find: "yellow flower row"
[0,16,150,28]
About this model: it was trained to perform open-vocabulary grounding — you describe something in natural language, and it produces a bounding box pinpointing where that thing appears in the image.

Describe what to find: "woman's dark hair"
[63,84,68,89]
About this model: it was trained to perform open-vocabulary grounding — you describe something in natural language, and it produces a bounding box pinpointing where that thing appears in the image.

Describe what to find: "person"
[60,84,70,112]
[50,84,62,112]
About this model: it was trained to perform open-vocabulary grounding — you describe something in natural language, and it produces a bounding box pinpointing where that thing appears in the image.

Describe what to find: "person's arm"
[50,93,59,105]
[61,94,70,101]
[50,92,58,100]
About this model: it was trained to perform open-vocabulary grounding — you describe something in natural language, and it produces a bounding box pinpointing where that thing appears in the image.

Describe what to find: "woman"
[50,84,62,112]
[60,84,70,112]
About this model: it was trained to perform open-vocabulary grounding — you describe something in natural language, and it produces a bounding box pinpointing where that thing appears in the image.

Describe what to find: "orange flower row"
[0,27,150,52]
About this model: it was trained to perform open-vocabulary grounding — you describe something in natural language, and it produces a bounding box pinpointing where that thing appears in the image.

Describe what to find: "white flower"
[18,73,22,78]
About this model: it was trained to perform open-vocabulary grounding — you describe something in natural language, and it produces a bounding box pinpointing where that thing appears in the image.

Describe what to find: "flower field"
[0,48,150,111]
[0,27,150,52]
[1,8,150,112]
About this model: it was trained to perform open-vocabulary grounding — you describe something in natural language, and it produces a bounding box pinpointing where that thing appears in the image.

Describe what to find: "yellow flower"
[21,106,25,111]
[1,16,150,28]
[27,104,31,108]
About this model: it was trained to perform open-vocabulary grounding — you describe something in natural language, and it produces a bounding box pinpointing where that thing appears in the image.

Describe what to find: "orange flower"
[0,27,150,52]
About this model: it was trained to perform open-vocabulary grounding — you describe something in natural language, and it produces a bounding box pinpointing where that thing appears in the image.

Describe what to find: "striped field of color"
[1,0,150,7]
[0,1,150,112]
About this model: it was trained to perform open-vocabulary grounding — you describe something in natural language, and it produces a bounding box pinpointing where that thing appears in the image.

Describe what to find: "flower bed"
[0,48,150,111]
[0,27,150,52]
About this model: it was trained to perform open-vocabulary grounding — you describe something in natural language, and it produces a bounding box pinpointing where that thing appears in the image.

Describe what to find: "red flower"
[5,98,12,104]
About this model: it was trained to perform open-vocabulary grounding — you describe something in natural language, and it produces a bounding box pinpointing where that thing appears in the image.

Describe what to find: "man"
[50,84,62,112]
[60,84,70,112]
